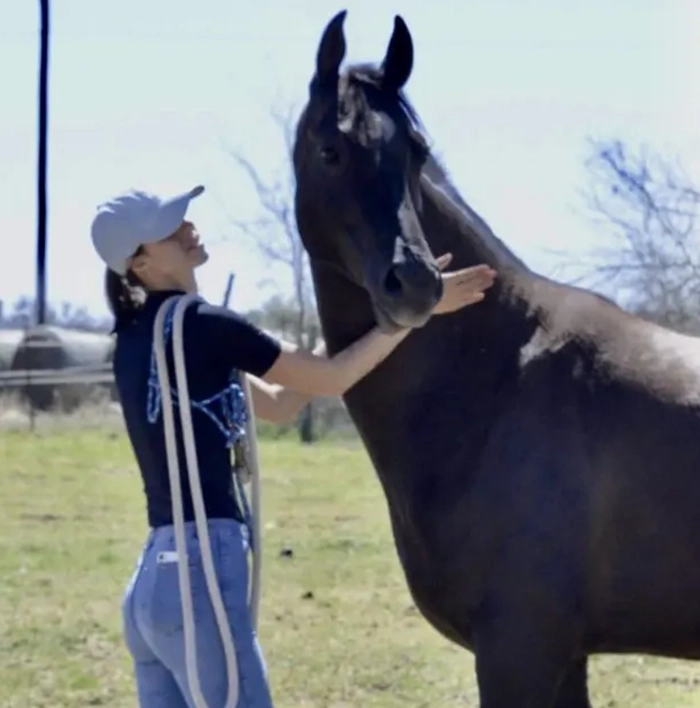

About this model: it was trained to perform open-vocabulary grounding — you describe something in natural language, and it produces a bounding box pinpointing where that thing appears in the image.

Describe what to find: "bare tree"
[225,104,321,442]
[573,138,700,333]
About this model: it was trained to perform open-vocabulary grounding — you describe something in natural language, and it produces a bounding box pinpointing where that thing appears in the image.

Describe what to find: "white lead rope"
[153,293,263,708]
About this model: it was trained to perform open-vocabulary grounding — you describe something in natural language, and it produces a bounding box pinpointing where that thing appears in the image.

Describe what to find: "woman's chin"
[192,247,209,268]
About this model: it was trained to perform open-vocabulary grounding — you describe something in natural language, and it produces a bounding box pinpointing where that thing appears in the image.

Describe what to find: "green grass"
[1,426,700,707]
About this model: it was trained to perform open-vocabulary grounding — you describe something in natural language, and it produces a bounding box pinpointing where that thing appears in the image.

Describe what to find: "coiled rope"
[152,293,263,708]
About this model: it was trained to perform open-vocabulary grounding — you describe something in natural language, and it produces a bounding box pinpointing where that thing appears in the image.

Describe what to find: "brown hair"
[103,247,147,331]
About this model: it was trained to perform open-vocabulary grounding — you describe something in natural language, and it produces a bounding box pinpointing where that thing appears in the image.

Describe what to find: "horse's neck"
[310,262,378,353]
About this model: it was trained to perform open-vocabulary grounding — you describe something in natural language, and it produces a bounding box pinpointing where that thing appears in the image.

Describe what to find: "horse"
[291,10,700,707]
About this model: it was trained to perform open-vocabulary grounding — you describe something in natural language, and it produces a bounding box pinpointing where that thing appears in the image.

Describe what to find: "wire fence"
[0,362,357,439]
[0,363,116,432]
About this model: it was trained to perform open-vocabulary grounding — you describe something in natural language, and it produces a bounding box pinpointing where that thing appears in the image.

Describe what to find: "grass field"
[2,416,700,707]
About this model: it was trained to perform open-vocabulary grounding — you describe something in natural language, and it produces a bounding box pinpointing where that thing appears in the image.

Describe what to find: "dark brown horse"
[292,10,700,707]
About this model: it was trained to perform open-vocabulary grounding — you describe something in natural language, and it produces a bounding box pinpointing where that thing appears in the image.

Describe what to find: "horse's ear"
[381,15,414,92]
[314,10,347,91]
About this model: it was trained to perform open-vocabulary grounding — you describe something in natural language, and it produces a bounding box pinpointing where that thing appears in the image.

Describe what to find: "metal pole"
[36,0,50,325]
[222,272,235,308]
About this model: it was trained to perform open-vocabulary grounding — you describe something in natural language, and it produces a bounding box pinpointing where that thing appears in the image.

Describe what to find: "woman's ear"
[129,251,149,277]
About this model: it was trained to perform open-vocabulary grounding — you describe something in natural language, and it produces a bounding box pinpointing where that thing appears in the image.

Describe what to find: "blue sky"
[1,0,697,317]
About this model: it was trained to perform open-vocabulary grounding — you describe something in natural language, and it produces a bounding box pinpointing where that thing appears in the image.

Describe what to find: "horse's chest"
[388,516,479,647]
[377,482,487,641]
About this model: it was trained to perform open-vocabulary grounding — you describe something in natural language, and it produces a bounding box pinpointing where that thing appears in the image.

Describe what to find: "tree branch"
[224,103,318,347]
[578,138,700,332]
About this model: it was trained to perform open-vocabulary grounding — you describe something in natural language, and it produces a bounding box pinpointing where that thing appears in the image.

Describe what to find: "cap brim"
[143,185,205,245]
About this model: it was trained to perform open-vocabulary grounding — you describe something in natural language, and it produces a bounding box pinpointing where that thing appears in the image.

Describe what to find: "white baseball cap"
[91,185,205,276]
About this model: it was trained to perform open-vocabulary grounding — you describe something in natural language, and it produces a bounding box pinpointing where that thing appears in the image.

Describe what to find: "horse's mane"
[341,63,528,272]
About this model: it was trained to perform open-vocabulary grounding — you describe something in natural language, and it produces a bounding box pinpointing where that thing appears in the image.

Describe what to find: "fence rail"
[0,363,355,438]
[0,364,114,388]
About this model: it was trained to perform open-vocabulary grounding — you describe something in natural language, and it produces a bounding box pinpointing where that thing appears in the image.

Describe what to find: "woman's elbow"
[311,383,341,398]
[262,394,307,425]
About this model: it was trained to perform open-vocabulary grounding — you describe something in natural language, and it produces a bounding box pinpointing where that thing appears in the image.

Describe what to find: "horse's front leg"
[472,566,586,708]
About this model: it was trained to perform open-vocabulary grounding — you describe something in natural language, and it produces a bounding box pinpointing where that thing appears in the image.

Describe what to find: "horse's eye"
[319,145,340,166]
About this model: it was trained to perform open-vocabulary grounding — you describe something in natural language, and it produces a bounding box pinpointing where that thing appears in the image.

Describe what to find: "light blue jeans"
[122,518,274,707]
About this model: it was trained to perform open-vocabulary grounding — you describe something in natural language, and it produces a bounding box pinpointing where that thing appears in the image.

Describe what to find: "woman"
[91,184,496,707]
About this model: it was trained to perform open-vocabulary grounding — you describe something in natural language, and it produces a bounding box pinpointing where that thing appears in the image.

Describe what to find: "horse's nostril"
[383,268,403,296]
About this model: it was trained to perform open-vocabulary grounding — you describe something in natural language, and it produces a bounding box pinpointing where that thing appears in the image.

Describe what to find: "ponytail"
[104,265,146,332]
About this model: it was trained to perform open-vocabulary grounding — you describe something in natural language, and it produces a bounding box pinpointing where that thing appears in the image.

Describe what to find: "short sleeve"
[189,302,282,378]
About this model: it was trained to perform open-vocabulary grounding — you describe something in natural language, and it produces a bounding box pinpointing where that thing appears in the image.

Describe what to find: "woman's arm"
[246,376,315,424]
[261,256,495,398]
[262,325,410,398]
[247,341,326,424]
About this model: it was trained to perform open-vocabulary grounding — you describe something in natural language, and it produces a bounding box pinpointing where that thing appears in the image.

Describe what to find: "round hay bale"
[10,325,114,411]
[0,329,24,372]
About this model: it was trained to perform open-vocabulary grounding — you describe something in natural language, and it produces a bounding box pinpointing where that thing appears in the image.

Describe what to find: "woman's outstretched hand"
[432,253,497,315]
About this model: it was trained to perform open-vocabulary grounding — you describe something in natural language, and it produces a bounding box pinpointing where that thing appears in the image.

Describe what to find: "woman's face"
[131,220,208,286]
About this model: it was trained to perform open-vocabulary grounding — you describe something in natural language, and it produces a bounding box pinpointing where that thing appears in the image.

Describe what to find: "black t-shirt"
[113,289,281,529]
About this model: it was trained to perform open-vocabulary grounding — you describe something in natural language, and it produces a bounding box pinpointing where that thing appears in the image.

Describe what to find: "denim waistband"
[147,518,247,548]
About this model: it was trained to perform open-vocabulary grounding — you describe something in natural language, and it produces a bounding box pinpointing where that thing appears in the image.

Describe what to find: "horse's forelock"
[340,64,430,150]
